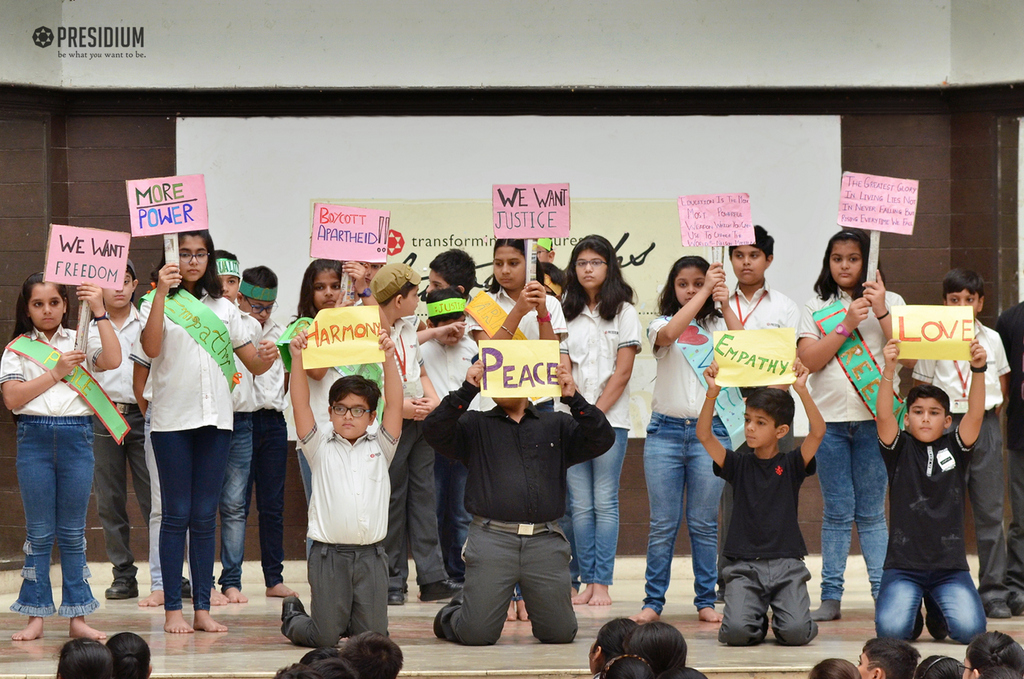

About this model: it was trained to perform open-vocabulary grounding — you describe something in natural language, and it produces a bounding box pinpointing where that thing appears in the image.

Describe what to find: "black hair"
[328,375,381,413]
[488,239,527,294]
[810,659,860,679]
[429,249,477,298]
[915,656,964,679]
[12,272,71,341]
[862,638,921,679]
[155,230,222,300]
[814,229,875,301]
[57,638,114,679]
[592,618,639,667]
[624,622,686,676]
[979,667,1023,679]
[242,265,279,290]
[299,648,339,666]
[562,235,636,322]
[378,282,418,308]
[539,261,566,297]
[746,387,796,428]
[308,658,359,679]
[106,632,149,679]
[273,665,324,679]
[656,256,722,329]
[905,384,951,417]
[337,631,403,679]
[729,224,775,258]
[425,288,467,324]
[658,670,709,679]
[297,259,343,319]
[942,268,985,298]
[601,657,654,679]
[966,632,1024,676]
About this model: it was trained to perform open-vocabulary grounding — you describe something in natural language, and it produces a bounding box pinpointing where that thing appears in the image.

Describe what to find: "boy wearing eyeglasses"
[280,324,404,646]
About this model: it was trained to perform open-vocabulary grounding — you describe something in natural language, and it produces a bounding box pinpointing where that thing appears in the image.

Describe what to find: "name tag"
[951,398,969,414]
[936,449,956,473]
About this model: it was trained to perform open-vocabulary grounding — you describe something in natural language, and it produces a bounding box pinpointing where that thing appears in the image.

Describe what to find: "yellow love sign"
[892,305,974,360]
[302,306,385,369]
[479,340,561,399]
[712,328,797,388]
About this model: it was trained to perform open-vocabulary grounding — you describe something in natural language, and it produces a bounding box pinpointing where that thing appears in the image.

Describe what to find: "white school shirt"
[88,306,141,404]
[298,423,399,545]
[254,318,288,412]
[729,282,801,331]
[0,326,92,417]
[648,315,728,420]
[421,333,479,408]
[560,302,642,429]
[139,293,251,432]
[230,312,261,414]
[913,323,1010,411]
[128,338,153,403]
[392,315,426,400]
[797,290,905,422]
[466,288,569,343]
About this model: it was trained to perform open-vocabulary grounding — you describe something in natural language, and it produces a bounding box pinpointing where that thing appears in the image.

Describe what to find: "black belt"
[472,516,558,536]
[113,402,138,415]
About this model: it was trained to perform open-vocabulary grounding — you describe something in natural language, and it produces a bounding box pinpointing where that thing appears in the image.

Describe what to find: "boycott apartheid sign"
[492,184,570,238]
[892,305,974,360]
[302,306,384,369]
[310,203,390,263]
[126,174,208,237]
[678,193,754,247]
[44,224,131,289]
[712,327,797,388]
[479,340,561,399]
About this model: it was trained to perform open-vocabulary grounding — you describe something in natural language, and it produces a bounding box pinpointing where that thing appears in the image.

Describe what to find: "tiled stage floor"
[0,557,1017,678]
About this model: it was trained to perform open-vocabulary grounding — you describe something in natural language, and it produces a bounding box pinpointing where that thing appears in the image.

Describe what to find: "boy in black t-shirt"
[874,338,988,644]
[698,358,825,646]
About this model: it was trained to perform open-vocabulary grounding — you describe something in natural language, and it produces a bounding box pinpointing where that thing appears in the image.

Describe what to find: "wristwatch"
[835,324,852,338]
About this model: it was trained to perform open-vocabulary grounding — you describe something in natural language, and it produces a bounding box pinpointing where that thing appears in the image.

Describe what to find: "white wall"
[0,0,61,88]
[951,0,1024,84]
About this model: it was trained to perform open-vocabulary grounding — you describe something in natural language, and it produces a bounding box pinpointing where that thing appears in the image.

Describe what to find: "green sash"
[142,290,238,391]
[7,335,130,443]
[812,300,905,421]
[276,317,313,373]
[672,321,746,448]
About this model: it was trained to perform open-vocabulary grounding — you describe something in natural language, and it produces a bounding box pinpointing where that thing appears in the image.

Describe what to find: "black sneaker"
[181,577,192,600]
[923,594,948,641]
[1009,590,1024,616]
[419,579,463,602]
[281,595,306,622]
[985,599,1013,619]
[388,589,405,606]
[105,576,139,600]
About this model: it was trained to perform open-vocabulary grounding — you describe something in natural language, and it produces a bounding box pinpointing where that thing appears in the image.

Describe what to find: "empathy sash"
[7,335,130,443]
[465,292,528,341]
[142,290,238,391]
[673,321,746,448]
[812,300,905,421]
[276,317,313,373]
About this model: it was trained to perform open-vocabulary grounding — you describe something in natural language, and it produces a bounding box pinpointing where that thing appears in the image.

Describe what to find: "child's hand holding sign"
[703,360,721,400]
[969,337,987,370]
[557,363,576,398]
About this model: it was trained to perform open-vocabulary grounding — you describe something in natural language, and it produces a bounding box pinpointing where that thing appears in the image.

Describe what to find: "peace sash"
[812,300,905,421]
[465,292,528,341]
[142,290,238,391]
[673,321,746,448]
[7,335,130,443]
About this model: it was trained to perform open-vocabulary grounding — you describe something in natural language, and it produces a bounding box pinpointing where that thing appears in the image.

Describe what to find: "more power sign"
[32,24,145,60]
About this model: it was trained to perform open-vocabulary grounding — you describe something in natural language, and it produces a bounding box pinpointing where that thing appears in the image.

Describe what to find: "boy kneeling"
[280,324,404,647]
[698,359,824,646]
[874,338,988,644]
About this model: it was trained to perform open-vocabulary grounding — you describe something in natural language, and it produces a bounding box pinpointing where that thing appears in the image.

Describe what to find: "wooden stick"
[527,239,539,282]
[711,246,725,310]
[866,230,881,282]
[163,233,179,269]
[74,298,91,353]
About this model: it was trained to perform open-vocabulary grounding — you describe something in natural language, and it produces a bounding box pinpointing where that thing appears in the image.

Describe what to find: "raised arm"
[875,338,901,447]
[792,358,826,465]
[958,338,988,448]
[797,296,870,372]
[653,263,725,347]
[288,331,315,442]
[713,281,743,331]
[696,360,727,468]
[379,328,404,441]
[80,283,121,371]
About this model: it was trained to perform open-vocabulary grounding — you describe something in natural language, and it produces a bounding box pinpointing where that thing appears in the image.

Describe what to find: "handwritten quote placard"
[892,305,974,360]
[310,203,391,263]
[302,306,384,369]
[44,224,131,289]
[492,183,570,238]
[838,172,918,235]
[678,193,754,247]
[712,327,797,388]
[479,340,561,399]
[125,174,208,237]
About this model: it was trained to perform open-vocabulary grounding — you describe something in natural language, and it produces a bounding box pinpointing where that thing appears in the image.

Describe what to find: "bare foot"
[507,600,518,622]
[210,588,229,606]
[164,610,194,634]
[193,610,228,633]
[630,607,661,624]
[516,598,529,621]
[266,583,298,598]
[69,617,106,640]
[698,607,723,623]
[138,590,165,608]
[572,585,594,605]
[12,616,43,641]
[588,584,613,606]
[223,587,248,604]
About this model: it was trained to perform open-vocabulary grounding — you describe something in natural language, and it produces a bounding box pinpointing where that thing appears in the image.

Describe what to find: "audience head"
[273,665,323,679]
[978,668,1023,679]
[106,633,150,679]
[859,638,920,679]
[810,659,860,679]
[659,669,709,679]
[308,657,359,679]
[600,655,654,679]
[624,622,687,676]
[590,618,639,674]
[915,656,964,679]
[299,647,340,666]
[57,638,114,679]
[338,631,403,679]
[965,632,1024,679]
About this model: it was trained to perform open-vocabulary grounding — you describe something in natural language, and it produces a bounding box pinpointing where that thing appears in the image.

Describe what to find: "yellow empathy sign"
[892,305,974,360]
[712,328,796,388]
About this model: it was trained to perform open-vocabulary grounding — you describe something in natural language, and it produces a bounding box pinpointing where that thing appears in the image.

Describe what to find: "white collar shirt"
[230,312,261,413]
[87,306,141,404]
[648,315,727,420]
[421,334,479,409]
[392,315,425,400]
[729,282,801,331]
[912,323,1010,411]
[0,326,92,417]
[254,318,288,412]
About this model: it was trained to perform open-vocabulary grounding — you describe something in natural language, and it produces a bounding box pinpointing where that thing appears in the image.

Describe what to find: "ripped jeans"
[13,416,99,618]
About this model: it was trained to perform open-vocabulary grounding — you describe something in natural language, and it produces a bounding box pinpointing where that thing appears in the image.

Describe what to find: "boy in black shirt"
[698,358,825,646]
[874,337,988,644]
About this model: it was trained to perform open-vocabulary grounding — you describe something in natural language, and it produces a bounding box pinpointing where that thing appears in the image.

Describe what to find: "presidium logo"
[32,27,53,48]
[31,25,145,59]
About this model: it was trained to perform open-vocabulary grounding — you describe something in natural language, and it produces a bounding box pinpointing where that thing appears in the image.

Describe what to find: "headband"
[216,257,240,278]
[543,274,562,297]
[239,280,278,302]
[427,297,466,318]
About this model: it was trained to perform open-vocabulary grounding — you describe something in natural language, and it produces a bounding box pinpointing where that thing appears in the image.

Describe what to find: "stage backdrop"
[177,115,842,435]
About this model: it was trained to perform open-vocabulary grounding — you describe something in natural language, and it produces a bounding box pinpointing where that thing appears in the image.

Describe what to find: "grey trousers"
[719,557,818,646]
[92,407,151,580]
[282,541,389,648]
[384,419,447,591]
[435,522,577,646]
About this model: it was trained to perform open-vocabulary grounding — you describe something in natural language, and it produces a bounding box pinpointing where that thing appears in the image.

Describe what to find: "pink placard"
[125,174,208,237]
[310,204,390,263]
[838,172,918,234]
[492,183,570,238]
[44,224,131,289]
[677,193,754,247]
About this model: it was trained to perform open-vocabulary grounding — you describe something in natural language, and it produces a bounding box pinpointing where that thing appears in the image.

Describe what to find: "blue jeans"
[876,569,986,644]
[217,412,253,591]
[435,453,471,582]
[567,427,628,585]
[642,413,728,613]
[13,416,98,618]
[245,409,288,588]
[816,420,889,601]
[152,426,231,612]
